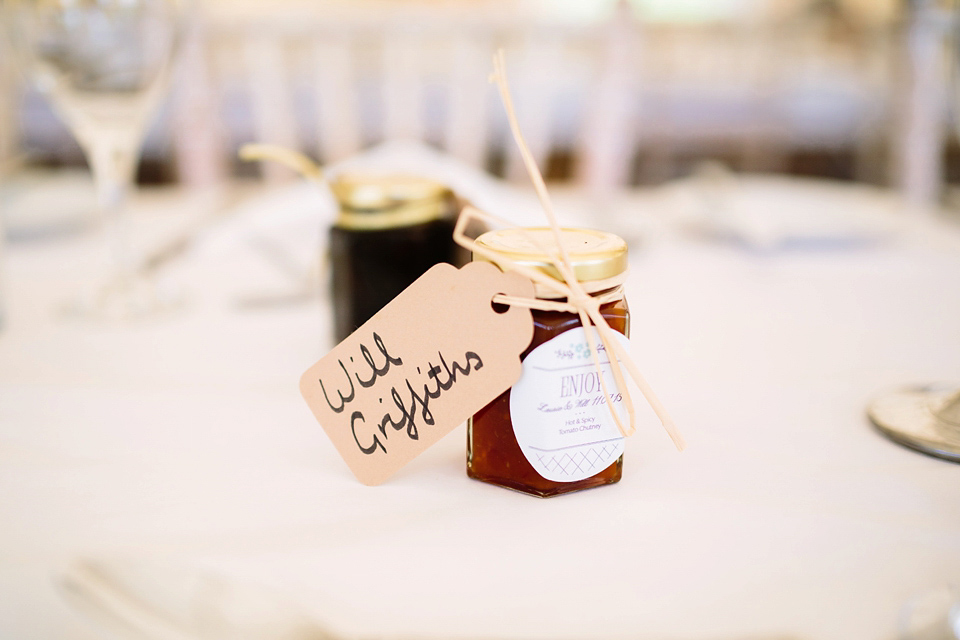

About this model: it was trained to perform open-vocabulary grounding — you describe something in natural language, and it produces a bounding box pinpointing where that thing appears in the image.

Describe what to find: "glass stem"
[85,139,140,287]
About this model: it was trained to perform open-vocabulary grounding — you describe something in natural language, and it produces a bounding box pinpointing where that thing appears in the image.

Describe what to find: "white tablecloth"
[1,168,959,640]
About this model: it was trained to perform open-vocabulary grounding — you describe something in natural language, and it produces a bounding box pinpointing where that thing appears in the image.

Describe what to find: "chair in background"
[0,34,23,172]
[173,3,630,189]
[893,0,952,208]
[7,0,923,203]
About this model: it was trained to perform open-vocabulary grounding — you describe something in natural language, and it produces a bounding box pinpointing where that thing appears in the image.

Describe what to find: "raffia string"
[453,51,685,451]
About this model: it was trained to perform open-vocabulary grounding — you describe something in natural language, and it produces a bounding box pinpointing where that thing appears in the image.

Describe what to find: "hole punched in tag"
[491,296,510,314]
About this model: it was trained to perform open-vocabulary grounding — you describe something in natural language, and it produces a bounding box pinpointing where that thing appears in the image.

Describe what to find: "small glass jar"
[328,174,467,343]
[467,228,630,497]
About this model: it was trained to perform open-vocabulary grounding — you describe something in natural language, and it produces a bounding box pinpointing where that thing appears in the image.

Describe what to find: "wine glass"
[5,0,184,319]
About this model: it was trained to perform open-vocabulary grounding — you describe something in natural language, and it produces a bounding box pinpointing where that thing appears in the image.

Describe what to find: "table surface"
[1,172,959,640]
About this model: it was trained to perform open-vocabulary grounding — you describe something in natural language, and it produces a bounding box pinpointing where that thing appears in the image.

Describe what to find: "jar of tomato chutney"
[467,228,630,497]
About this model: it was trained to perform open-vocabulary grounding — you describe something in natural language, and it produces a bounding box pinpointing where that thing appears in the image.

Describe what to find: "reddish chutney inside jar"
[466,227,630,498]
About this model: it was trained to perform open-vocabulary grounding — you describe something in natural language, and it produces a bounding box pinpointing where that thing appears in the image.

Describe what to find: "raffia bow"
[455,52,685,451]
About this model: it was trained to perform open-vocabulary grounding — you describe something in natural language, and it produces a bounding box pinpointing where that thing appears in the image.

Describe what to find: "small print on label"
[509,327,630,483]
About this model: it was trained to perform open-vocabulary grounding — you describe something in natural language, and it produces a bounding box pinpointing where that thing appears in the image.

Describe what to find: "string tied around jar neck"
[454,206,683,450]
[453,51,685,451]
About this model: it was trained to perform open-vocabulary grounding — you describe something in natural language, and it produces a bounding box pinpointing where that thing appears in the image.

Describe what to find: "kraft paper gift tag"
[300,261,534,485]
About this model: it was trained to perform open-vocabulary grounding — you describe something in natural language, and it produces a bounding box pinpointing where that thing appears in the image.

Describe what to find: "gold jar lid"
[473,227,628,294]
[331,173,453,231]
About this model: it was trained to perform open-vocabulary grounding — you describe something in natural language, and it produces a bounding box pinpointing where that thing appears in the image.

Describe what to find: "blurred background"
[3,2,960,638]
[5,0,958,207]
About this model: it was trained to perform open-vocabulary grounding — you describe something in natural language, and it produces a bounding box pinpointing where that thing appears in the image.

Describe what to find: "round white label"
[509,327,629,482]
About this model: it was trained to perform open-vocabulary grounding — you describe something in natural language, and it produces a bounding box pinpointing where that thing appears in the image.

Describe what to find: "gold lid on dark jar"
[472,227,628,296]
[331,173,454,231]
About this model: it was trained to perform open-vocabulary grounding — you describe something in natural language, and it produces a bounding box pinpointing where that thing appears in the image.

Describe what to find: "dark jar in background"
[328,174,468,343]
[467,228,631,498]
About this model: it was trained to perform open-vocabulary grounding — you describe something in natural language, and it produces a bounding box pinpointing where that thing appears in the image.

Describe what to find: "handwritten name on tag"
[300,262,534,486]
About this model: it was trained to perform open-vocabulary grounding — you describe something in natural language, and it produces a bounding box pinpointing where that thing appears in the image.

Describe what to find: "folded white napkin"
[194,140,591,307]
[660,167,904,251]
[202,138,570,253]
[61,558,336,640]
[60,557,805,640]
[0,168,98,242]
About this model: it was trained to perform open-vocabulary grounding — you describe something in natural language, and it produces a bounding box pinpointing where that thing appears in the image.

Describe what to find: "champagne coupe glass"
[6,0,183,319]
